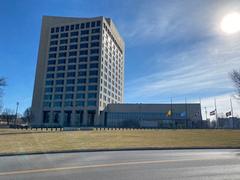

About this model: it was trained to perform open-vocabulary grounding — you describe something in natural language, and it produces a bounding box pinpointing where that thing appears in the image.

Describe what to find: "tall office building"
[31,16,125,127]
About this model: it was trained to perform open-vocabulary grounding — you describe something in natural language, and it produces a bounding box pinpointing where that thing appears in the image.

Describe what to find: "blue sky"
[0,0,240,116]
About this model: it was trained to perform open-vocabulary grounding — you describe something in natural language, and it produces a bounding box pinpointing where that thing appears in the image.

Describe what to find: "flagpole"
[230,98,234,128]
[214,98,218,128]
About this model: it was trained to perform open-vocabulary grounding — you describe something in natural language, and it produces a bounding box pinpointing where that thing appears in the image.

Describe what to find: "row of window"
[50,35,100,46]
[45,85,98,93]
[46,70,98,78]
[47,61,98,72]
[47,63,98,71]
[48,56,99,66]
[43,100,97,108]
[47,70,98,77]
[50,21,101,33]
[49,42,100,52]
[45,77,98,86]
[50,28,100,39]
[44,93,97,100]
[49,49,99,58]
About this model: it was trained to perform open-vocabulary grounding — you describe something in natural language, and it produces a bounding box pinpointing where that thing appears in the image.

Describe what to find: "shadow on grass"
[0,131,59,136]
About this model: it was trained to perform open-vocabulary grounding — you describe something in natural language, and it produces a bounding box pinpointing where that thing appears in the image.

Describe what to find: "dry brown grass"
[0,129,240,154]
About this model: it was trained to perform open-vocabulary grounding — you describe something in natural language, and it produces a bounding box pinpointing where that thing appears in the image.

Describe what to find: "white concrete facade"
[31,16,125,127]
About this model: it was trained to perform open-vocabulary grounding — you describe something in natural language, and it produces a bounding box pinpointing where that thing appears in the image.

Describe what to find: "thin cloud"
[122,1,240,119]
[120,0,240,46]
[125,37,240,102]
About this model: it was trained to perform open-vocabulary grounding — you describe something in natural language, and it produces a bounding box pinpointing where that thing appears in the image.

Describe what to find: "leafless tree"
[231,69,240,100]
[23,107,32,124]
[0,103,3,114]
[0,78,5,86]
[1,108,15,125]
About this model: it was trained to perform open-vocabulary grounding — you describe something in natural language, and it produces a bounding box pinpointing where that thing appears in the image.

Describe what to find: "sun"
[221,12,240,34]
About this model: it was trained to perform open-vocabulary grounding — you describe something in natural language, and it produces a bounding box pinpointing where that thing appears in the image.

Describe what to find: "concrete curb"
[1,147,240,157]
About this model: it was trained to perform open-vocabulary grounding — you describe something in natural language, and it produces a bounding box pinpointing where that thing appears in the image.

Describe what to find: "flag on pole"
[166,110,172,117]
[210,110,216,116]
[226,111,232,117]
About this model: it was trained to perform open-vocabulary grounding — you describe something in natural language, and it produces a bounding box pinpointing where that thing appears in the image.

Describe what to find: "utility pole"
[15,102,19,127]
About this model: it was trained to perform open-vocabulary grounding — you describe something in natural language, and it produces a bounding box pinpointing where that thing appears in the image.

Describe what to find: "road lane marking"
[0,156,233,176]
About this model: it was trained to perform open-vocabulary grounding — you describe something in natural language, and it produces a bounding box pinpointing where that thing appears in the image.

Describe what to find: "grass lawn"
[0,128,240,154]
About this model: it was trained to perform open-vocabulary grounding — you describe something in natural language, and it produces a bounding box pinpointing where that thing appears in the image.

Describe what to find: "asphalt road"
[0,149,240,180]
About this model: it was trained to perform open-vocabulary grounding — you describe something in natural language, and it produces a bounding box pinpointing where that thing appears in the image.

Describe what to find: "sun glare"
[221,12,240,34]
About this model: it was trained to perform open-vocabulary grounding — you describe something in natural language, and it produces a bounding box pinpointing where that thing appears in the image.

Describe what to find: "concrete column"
[83,110,88,126]
[59,111,64,127]
[71,110,76,127]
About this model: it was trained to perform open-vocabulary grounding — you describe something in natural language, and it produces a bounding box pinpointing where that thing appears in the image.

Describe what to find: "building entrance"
[64,111,72,126]
[88,111,95,126]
